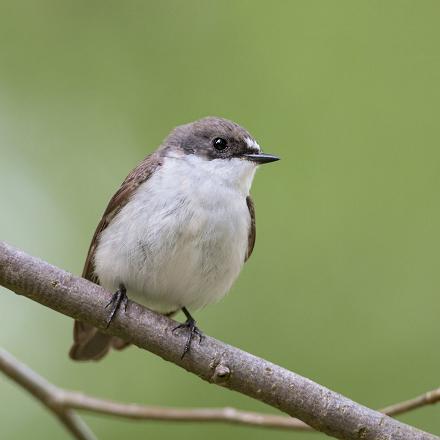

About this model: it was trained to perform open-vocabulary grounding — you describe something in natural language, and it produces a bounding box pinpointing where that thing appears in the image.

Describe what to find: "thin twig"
[0,348,96,440]
[0,241,438,440]
[56,391,311,430]
[380,389,440,417]
[0,348,309,432]
[42,385,440,430]
[1,347,439,436]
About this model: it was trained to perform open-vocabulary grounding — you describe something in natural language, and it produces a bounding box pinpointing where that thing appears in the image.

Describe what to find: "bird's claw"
[105,284,128,328]
[173,318,204,358]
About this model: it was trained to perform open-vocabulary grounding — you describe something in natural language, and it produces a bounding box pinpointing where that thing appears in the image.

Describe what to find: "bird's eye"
[212,137,228,151]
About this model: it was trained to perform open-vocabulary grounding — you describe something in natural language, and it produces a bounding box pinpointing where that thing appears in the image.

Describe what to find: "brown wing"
[245,195,256,262]
[82,152,162,282]
[70,152,162,361]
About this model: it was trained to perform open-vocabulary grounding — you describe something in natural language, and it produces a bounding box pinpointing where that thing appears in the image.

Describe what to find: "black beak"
[244,153,280,164]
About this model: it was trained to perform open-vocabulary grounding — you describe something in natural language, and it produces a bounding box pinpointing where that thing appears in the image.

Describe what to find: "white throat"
[166,154,257,198]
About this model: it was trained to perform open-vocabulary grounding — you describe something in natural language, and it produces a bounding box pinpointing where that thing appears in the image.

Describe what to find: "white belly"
[93,155,254,314]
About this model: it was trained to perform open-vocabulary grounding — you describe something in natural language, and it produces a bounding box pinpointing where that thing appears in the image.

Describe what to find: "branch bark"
[0,241,438,440]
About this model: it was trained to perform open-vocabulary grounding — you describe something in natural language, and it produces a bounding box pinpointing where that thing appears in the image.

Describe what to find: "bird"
[69,116,279,361]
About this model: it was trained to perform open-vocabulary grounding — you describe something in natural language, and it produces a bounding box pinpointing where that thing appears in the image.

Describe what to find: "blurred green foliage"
[1,1,439,439]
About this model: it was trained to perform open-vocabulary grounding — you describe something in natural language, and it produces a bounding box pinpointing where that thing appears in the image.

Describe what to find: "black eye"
[212,137,228,150]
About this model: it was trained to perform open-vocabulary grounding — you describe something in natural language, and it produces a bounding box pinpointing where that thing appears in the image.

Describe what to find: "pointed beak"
[243,153,280,164]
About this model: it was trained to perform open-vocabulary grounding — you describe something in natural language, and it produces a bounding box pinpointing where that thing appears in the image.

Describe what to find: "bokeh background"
[1,1,439,439]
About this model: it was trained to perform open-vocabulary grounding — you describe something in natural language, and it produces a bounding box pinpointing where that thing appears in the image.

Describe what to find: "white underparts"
[94,155,257,314]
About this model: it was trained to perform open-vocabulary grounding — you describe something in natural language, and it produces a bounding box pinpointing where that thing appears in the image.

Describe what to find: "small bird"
[69,117,279,361]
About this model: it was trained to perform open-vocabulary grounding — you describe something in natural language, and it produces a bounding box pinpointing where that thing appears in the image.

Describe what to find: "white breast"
[94,154,256,314]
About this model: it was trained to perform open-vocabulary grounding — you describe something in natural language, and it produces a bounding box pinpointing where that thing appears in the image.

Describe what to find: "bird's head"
[162,116,279,192]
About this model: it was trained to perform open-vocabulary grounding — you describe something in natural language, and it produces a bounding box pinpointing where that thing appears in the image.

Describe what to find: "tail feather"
[69,321,130,361]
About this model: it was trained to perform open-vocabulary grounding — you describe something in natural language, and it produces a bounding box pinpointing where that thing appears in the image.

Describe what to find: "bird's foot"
[172,308,204,358]
[105,284,128,328]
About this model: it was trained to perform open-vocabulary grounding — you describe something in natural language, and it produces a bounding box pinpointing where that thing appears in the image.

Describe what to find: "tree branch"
[1,347,439,436]
[0,241,438,440]
[66,393,310,430]
[0,348,96,440]
[0,348,309,431]
[380,389,440,418]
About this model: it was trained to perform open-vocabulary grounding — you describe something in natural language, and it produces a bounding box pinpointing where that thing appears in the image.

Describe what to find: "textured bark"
[0,241,437,440]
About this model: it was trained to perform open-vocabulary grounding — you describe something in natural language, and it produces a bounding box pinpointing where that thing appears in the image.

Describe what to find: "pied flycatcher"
[69,116,279,360]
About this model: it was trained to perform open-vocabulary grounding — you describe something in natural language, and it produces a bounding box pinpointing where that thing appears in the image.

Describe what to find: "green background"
[1,1,439,439]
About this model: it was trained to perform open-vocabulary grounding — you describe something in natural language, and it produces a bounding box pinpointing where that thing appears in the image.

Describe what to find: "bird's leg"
[172,307,204,358]
[105,283,128,328]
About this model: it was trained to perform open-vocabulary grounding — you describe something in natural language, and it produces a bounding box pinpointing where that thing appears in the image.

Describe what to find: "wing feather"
[70,152,162,361]
[82,152,162,282]
[245,195,256,262]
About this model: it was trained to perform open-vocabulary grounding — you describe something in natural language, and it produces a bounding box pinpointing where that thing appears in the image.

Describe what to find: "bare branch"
[2,347,439,437]
[0,347,308,431]
[0,241,438,440]
[380,388,440,417]
[63,392,310,430]
[66,387,440,430]
[0,348,96,440]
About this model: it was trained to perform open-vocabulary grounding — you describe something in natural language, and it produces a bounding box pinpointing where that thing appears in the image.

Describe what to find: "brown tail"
[69,320,130,361]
